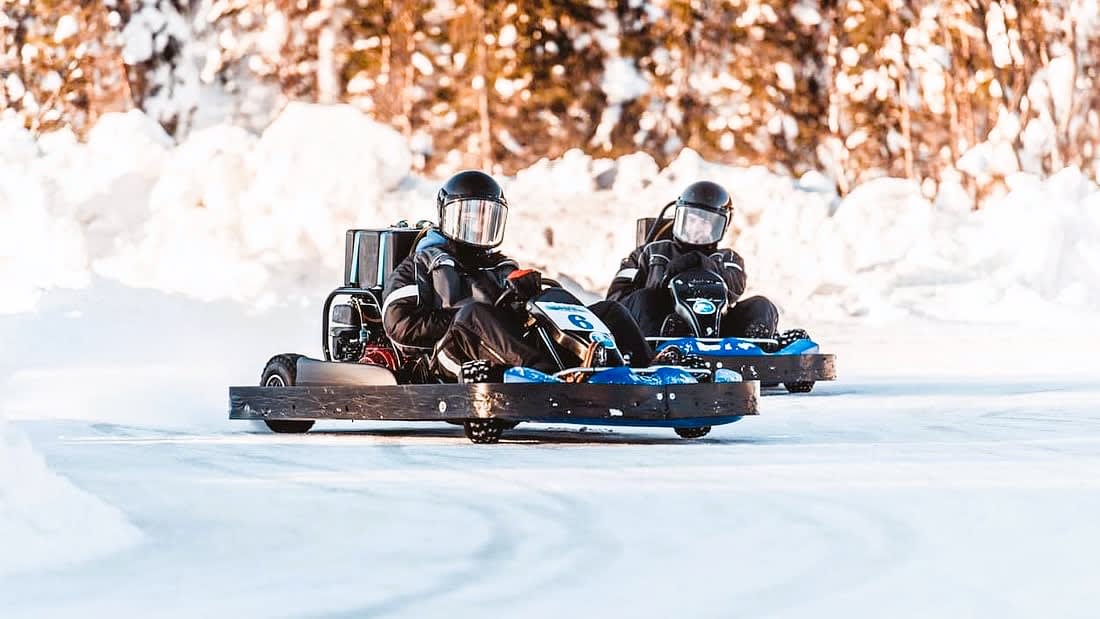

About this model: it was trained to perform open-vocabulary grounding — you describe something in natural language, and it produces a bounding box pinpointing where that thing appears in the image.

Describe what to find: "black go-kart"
[636,209,837,394]
[229,223,759,444]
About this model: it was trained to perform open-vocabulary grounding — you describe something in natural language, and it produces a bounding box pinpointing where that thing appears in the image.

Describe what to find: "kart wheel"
[260,354,315,434]
[784,381,815,394]
[464,419,505,444]
[675,426,711,439]
[265,419,315,434]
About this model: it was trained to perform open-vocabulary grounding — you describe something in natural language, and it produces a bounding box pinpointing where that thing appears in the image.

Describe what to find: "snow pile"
[0,413,141,575]
[505,148,1100,322]
[3,104,1099,322]
[1,104,412,310]
[0,282,317,427]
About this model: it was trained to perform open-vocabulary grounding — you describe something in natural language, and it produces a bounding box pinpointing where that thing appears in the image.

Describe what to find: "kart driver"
[382,170,657,380]
[606,180,781,340]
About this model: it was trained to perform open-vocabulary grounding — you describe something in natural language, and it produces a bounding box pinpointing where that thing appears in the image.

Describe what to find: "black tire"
[675,426,711,439]
[260,354,315,434]
[464,419,505,444]
[784,381,815,394]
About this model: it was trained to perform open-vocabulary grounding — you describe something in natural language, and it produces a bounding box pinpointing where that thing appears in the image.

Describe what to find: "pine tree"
[121,0,201,136]
[1,2,131,134]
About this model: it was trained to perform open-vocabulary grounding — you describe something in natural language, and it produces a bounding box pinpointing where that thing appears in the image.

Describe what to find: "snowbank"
[3,104,1099,322]
[0,413,141,576]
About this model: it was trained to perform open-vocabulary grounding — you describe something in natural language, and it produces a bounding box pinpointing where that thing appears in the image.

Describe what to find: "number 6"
[568,314,594,330]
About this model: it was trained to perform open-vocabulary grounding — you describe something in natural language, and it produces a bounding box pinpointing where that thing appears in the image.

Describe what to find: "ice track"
[3,369,1100,618]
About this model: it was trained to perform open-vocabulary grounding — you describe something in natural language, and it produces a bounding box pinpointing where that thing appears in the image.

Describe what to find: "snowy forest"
[2,1,1098,206]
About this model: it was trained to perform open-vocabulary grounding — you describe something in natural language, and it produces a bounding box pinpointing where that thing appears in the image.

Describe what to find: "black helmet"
[435,170,509,248]
[672,180,732,246]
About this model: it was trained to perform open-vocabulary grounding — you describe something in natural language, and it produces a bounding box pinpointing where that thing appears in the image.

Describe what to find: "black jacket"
[382,242,518,352]
[606,239,746,304]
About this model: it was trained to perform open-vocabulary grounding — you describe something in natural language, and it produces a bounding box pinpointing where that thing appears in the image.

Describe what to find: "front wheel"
[675,426,711,439]
[260,354,315,434]
[784,381,815,394]
[464,419,506,444]
[265,419,315,433]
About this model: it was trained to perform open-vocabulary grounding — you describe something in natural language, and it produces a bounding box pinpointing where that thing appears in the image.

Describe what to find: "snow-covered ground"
[2,299,1098,616]
[3,104,1100,616]
[0,412,141,579]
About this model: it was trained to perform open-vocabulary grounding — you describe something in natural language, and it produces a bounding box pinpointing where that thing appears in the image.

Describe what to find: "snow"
[601,57,650,105]
[1,104,412,312]
[0,412,141,577]
[792,1,823,27]
[775,61,796,91]
[3,104,1100,615]
[53,15,79,44]
[1,296,1099,613]
[6,105,1100,322]
[411,51,434,76]
[4,73,27,103]
[121,9,159,65]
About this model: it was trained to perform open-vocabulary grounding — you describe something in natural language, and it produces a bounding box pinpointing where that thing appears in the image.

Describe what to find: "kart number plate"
[535,302,612,334]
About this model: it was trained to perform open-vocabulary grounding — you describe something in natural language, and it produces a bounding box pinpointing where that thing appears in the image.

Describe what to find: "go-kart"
[228,224,759,443]
[637,211,837,394]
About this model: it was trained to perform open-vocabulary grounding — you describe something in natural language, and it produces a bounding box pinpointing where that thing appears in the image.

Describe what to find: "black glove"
[661,252,707,286]
[506,268,542,302]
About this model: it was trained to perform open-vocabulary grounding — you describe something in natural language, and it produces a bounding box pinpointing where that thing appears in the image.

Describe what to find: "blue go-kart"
[647,266,836,394]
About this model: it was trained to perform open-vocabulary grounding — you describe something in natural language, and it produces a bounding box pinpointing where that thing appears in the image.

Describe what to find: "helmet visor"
[673,205,727,245]
[440,199,508,247]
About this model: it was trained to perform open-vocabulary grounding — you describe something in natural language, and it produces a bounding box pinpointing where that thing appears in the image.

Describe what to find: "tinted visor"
[673,205,727,245]
[440,199,508,247]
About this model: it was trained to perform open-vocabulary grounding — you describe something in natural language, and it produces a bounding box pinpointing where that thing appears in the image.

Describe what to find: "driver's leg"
[589,300,655,367]
[618,288,675,337]
[721,295,779,338]
[434,302,556,378]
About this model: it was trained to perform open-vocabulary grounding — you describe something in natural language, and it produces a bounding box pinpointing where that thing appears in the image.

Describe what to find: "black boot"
[775,328,810,350]
[743,323,779,352]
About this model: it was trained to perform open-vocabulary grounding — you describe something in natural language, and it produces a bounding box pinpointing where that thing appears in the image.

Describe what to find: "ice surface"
[1,300,1098,614]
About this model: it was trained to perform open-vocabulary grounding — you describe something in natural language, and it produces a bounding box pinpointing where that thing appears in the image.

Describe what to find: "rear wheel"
[784,381,815,394]
[260,354,315,434]
[675,426,711,439]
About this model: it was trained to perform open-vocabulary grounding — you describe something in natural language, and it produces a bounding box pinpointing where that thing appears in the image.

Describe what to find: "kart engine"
[329,302,369,362]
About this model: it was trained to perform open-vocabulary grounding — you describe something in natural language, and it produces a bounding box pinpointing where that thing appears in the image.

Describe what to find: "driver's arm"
[606,246,647,302]
[710,249,747,304]
[382,254,456,349]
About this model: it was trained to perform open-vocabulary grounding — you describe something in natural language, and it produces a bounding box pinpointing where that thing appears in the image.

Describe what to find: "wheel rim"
[265,375,286,387]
